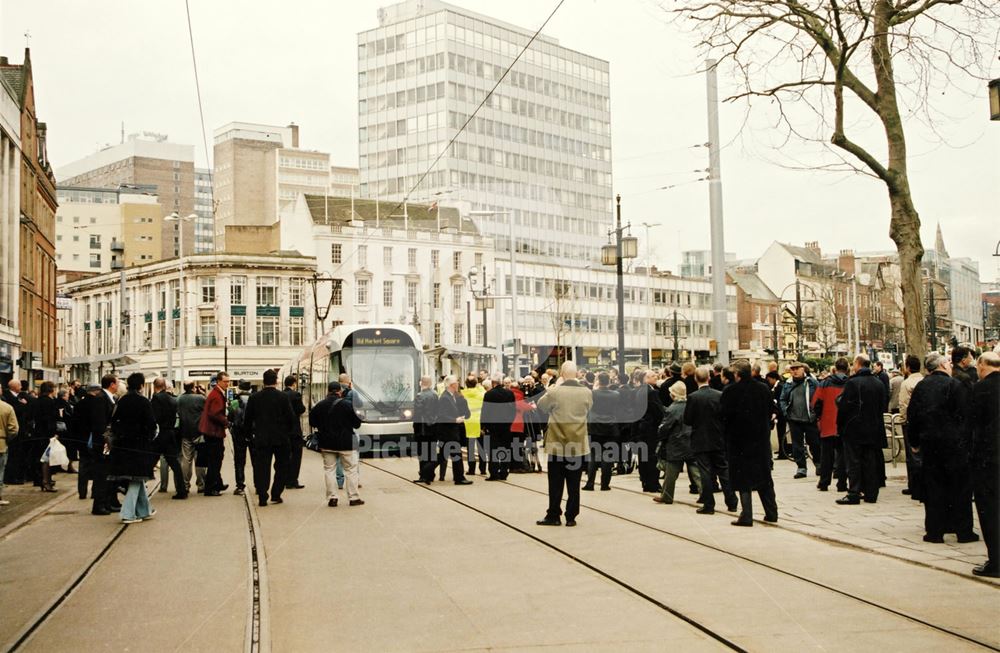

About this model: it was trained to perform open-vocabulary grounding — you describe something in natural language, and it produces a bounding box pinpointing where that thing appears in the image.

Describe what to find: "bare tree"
[671,0,999,360]
[549,279,576,366]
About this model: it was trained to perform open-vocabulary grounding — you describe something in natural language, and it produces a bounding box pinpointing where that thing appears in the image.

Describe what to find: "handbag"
[305,431,321,452]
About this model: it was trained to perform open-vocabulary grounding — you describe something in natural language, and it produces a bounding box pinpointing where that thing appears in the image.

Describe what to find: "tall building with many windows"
[194,167,214,253]
[358,0,612,265]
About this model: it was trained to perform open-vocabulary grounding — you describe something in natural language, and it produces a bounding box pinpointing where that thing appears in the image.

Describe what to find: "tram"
[281,324,423,455]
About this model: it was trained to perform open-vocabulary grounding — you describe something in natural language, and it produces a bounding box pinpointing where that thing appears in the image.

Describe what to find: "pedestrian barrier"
[882,413,905,467]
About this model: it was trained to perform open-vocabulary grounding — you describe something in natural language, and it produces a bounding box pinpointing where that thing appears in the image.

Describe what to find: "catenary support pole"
[706,59,730,365]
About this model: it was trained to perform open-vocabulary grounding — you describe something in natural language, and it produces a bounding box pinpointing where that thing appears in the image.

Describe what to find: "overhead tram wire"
[184,0,217,243]
[328,0,569,278]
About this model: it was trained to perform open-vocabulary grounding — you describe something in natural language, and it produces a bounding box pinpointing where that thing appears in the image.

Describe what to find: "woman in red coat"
[811,358,850,493]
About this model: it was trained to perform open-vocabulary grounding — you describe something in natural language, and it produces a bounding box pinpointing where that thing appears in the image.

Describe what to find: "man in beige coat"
[0,399,19,505]
[536,361,593,527]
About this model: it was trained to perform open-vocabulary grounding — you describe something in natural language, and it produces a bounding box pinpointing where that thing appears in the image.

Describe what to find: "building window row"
[358,52,446,86]
[359,111,443,142]
[360,81,445,115]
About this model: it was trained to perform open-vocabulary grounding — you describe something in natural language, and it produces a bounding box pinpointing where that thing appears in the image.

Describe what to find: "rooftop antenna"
[24,30,31,48]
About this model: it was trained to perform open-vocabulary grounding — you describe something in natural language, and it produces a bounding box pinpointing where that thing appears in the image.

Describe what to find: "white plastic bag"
[45,437,70,467]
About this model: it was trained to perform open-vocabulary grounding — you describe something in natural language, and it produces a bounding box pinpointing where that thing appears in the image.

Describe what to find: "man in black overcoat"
[636,371,665,493]
[971,352,999,577]
[151,377,184,499]
[412,375,439,481]
[283,375,307,490]
[908,352,976,544]
[720,361,777,526]
[685,366,737,514]
[423,376,472,485]
[481,373,515,482]
[243,370,296,507]
[835,355,888,505]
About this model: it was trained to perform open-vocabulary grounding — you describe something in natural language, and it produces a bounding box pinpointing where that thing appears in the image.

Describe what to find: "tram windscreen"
[340,329,418,421]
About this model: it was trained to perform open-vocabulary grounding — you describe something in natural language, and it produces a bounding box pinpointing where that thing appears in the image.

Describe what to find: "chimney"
[837,249,856,275]
[288,122,299,148]
[0,57,8,65]
[805,241,821,256]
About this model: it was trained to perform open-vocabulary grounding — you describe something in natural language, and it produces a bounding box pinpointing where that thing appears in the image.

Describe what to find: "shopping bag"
[46,437,70,467]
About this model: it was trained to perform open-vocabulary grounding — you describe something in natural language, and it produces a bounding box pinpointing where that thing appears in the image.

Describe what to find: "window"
[431,250,439,268]
[453,323,464,344]
[256,277,278,305]
[256,316,278,345]
[407,248,417,268]
[230,315,246,345]
[475,253,483,268]
[289,317,304,346]
[433,283,441,309]
[433,322,441,344]
[89,253,101,268]
[289,278,304,307]
[331,243,342,265]
[452,251,461,271]
[356,278,370,305]
[331,280,343,306]
[452,283,463,309]
[89,235,101,250]
[407,281,418,308]
[198,316,216,346]
[231,276,246,305]
[358,245,368,268]
[383,280,394,307]
[200,277,216,304]
[383,246,393,267]
[475,323,484,345]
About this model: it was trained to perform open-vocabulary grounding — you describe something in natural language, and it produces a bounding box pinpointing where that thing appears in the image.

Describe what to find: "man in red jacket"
[811,357,849,493]
[198,372,231,496]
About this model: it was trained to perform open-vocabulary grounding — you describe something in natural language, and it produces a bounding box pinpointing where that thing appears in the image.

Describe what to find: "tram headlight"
[402,409,413,419]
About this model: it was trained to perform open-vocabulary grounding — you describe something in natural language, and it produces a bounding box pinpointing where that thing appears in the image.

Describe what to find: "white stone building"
[0,69,20,379]
[57,253,317,386]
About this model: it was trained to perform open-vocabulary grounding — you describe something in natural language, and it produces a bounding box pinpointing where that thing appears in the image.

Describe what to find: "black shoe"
[731,519,753,527]
[726,503,738,512]
[536,518,561,526]
[565,519,577,527]
[696,506,715,515]
[467,468,476,476]
[901,488,912,495]
[172,493,189,500]
[836,485,848,493]
[349,499,365,506]
[775,454,789,460]
[78,494,87,500]
[328,498,338,507]
[923,533,944,543]
[233,487,245,496]
[109,502,123,510]
[817,484,828,491]
[286,484,305,489]
[413,478,431,485]
[204,491,222,497]
[258,497,268,507]
[485,476,503,481]
[438,476,446,482]
[863,497,877,504]
[972,563,999,578]
[581,484,594,491]
[219,484,230,492]
[957,532,980,544]
[455,479,473,485]
[793,472,807,479]
[763,514,778,523]
[600,486,611,491]
[836,496,860,505]
[91,508,111,516]
[689,487,699,495]
[197,488,205,494]
[270,497,284,504]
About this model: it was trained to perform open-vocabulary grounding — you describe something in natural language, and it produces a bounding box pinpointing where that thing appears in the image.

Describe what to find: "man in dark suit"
[283,375,307,490]
[584,372,620,491]
[481,373,515,482]
[636,371,665,493]
[685,366,738,514]
[2,379,29,485]
[412,376,439,481]
[243,369,296,507]
[151,377,185,499]
[424,376,472,485]
[88,375,119,515]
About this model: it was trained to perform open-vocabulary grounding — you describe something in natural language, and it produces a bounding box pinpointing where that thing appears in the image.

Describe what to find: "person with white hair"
[535,361,593,527]
[654,381,700,504]
[427,376,472,485]
[907,352,977,544]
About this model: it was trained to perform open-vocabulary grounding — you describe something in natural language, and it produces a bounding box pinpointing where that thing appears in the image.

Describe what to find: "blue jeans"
[121,480,152,520]
[335,458,360,488]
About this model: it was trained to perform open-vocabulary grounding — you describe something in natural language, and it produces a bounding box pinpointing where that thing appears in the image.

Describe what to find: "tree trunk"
[889,192,926,361]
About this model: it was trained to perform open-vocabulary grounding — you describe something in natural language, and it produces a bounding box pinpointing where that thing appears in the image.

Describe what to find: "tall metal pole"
[672,309,679,362]
[508,211,519,376]
[466,300,472,346]
[615,195,626,380]
[852,278,860,355]
[795,279,804,360]
[772,312,779,358]
[706,59,730,365]
[118,266,127,357]
[929,281,937,352]
[178,224,186,379]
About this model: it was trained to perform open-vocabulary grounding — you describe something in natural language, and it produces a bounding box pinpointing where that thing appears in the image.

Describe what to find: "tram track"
[2,481,267,653]
[368,460,999,652]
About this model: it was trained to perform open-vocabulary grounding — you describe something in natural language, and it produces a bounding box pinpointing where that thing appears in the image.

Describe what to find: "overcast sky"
[2,0,997,281]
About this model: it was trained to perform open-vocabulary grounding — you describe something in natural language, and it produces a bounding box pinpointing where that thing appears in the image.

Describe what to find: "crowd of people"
[0,344,995,578]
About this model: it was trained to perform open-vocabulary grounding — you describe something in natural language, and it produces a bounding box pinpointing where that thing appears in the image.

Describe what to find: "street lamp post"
[641,222,660,366]
[165,212,198,385]
[989,78,1000,121]
[601,195,638,379]
[468,265,504,373]
[469,210,518,374]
